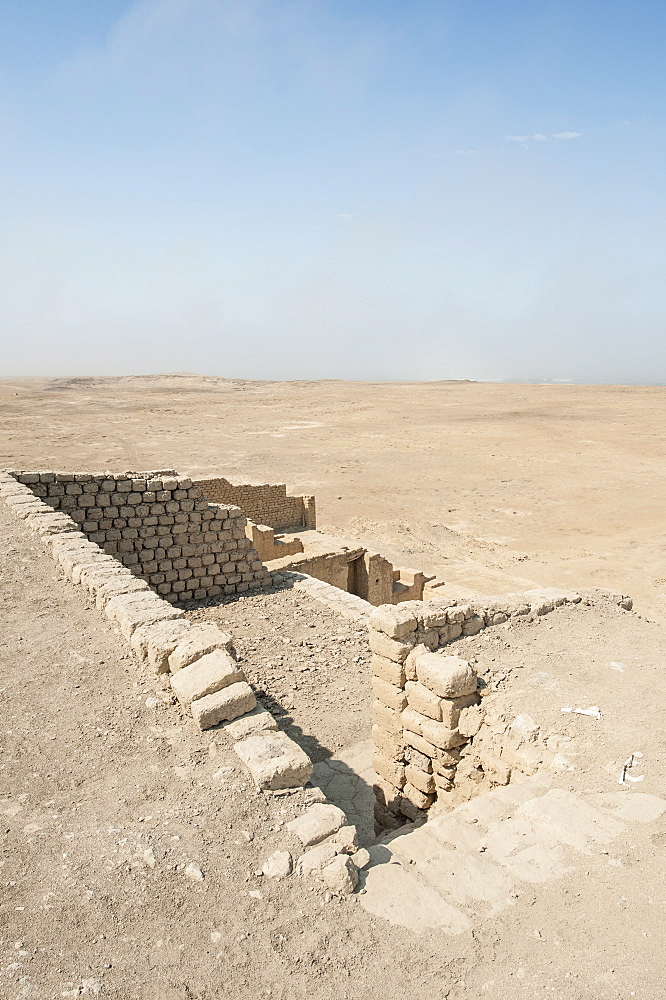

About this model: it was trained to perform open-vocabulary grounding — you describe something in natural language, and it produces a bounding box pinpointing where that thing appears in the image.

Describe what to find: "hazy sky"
[2,1,665,381]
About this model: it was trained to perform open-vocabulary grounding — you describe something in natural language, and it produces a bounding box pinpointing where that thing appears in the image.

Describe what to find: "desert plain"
[1,373,665,1000]
[2,373,665,616]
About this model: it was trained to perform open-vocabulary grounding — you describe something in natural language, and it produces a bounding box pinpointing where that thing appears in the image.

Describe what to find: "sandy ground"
[185,590,372,765]
[2,497,665,999]
[370,596,666,999]
[2,373,666,620]
[2,374,666,998]
[0,503,455,1000]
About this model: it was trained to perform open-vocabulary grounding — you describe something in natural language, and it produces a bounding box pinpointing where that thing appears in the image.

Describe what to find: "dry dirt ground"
[1,374,666,998]
[0,503,450,1000]
[1,374,666,619]
[2,502,666,999]
[186,592,371,761]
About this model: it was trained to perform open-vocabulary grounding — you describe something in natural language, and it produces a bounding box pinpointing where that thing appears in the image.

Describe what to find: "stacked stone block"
[1,469,635,882]
[195,477,316,530]
[0,470,315,791]
[370,603,476,830]
[368,589,596,832]
[245,521,304,562]
[9,471,269,602]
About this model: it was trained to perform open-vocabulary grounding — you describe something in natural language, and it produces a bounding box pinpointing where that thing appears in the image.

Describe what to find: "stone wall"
[350,552,395,606]
[8,471,269,602]
[391,568,431,603]
[195,477,316,531]
[0,470,318,787]
[245,521,304,562]
[368,589,607,832]
[269,546,432,608]
[269,547,366,593]
[0,471,370,888]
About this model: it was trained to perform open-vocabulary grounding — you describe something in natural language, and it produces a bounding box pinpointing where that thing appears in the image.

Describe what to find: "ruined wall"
[195,477,316,531]
[370,603,476,830]
[9,471,269,602]
[348,552,394,606]
[368,589,595,832]
[391,569,431,604]
[268,546,431,607]
[245,521,304,562]
[271,548,364,592]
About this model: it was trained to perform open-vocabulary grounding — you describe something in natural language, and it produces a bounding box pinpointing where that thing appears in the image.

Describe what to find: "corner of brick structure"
[6,469,270,602]
[368,587,632,834]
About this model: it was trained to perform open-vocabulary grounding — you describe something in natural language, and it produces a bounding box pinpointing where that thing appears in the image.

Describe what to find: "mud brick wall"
[369,603,478,831]
[368,589,597,832]
[195,477,316,531]
[10,472,269,602]
[245,522,304,562]
[269,547,365,592]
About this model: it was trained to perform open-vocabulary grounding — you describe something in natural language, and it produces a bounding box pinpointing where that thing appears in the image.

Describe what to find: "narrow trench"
[183,586,492,848]
[183,583,378,845]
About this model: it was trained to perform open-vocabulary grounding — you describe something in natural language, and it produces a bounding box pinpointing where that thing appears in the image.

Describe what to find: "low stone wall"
[351,552,395,605]
[0,471,314,782]
[8,471,269,602]
[195,477,316,531]
[368,588,632,832]
[245,521,304,562]
[391,568,431,604]
[269,547,429,607]
[270,547,366,592]
[0,472,369,893]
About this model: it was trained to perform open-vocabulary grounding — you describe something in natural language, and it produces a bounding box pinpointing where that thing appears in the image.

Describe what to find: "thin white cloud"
[506,131,582,145]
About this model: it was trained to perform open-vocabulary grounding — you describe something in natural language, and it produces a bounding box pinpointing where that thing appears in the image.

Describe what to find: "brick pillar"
[369,603,479,833]
[302,495,316,529]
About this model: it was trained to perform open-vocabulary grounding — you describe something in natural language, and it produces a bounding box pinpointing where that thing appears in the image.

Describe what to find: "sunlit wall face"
[1,0,665,383]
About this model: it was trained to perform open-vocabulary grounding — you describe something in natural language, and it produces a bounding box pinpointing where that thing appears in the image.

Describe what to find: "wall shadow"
[182,581,384,848]
[254,692,378,848]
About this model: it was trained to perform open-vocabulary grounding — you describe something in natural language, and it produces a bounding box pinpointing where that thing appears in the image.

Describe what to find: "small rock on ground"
[262,850,293,879]
[320,855,359,896]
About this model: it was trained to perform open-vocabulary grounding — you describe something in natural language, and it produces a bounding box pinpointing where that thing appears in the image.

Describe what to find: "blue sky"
[1,0,665,381]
